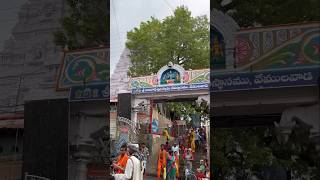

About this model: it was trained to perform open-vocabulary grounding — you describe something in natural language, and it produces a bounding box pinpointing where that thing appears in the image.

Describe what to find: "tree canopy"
[126,6,209,77]
[54,0,109,50]
[211,0,320,27]
[212,125,320,179]
[165,100,209,126]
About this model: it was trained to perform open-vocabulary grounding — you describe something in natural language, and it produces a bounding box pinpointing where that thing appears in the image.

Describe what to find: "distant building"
[110,48,131,139]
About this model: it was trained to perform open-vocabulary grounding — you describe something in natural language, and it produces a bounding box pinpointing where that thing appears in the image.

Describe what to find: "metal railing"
[117,116,139,142]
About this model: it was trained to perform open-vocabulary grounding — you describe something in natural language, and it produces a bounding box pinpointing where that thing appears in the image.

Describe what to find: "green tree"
[126,6,209,77]
[165,101,209,126]
[211,0,320,27]
[54,0,109,50]
[212,126,320,179]
[124,7,210,140]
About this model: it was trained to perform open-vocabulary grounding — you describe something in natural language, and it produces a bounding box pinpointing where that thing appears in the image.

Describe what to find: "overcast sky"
[110,0,210,75]
[0,0,27,51]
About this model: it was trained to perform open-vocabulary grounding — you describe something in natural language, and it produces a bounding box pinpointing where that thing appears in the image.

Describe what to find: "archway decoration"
[56,48,108,90]
[211,26,226,69]
[160,69,181,85]
[236,23,320,71]
[211,17,320,92]
[210,9,239,70]
[130,63,209,94]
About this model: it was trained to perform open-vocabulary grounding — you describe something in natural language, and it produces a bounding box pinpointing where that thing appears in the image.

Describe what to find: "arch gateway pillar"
[211,9,239,70]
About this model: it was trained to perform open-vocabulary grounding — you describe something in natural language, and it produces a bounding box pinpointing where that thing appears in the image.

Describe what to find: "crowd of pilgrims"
[111,127,209,180]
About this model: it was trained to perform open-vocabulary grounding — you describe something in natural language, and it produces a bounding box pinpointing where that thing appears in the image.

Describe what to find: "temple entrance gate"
[119,63,211,176]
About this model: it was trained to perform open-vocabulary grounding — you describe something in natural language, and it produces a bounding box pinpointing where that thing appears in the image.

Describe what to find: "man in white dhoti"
[140,143,149,175]
[114,144,143,180]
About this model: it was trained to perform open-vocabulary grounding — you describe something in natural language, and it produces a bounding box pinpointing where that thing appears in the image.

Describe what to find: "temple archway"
[210,9,239,69]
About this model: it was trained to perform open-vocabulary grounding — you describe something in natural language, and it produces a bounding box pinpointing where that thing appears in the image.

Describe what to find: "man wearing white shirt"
[171,142,179,156]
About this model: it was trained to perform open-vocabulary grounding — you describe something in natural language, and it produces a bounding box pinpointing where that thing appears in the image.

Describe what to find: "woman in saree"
[166,150,177,180]
[174,151,179,178]
[157,144,167,180]
[190,129,196,154]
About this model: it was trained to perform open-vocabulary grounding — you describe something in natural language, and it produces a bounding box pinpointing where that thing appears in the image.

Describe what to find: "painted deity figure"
[213,36,224,57]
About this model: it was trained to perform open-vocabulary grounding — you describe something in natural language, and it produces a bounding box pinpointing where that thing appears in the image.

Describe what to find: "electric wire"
[163,0,174,12]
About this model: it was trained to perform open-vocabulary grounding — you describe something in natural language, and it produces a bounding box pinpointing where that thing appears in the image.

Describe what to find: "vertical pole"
[68,101,71,179]
[207,120,210,168]
[149,100,153,134]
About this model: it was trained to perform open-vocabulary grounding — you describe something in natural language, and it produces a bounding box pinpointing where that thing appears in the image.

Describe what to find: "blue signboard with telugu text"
[69,83,108,102]
[211,67,320,92]
[132,83,209,94]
